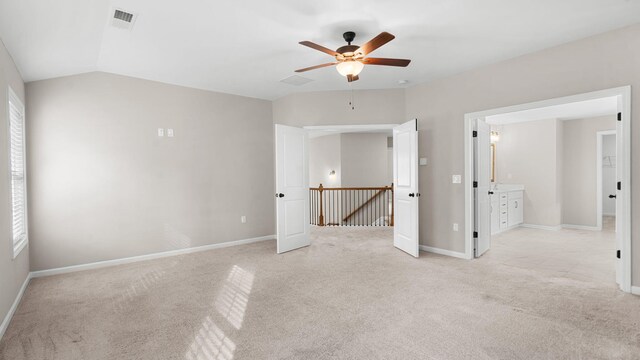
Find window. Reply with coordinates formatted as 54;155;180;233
8;87;27;257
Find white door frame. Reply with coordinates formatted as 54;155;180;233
596;130;617;231
463;86;632;293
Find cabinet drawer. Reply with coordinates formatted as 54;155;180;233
500;193;508;201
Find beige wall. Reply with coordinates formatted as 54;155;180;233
562;115;616;227
0;39;29;331
273;89;405;127
309;133;392;188
26;72;275;271
340;133;391;187
404;23;640;286
495;119;562;227
309;134;341;187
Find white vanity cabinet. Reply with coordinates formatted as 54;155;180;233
490;186;524;235
507;191;524;227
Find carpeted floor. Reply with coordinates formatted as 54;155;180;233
1;224;639;359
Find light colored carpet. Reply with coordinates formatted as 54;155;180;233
1;225;639;360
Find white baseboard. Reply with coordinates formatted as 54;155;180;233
562;224;601;231
0;273;31;341
632;286;640;296
31;235;275;278
419;245;469;259
521;224;562;231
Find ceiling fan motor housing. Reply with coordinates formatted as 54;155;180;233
343;31;356;44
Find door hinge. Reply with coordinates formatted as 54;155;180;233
617;250;621;259
473;181;478;188
617;112;622;121
472;130;478;138
617;181;621;191
473;231;478;238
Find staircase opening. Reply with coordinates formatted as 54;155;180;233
308;129;394;227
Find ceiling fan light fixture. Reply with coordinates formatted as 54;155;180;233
336;60;364;77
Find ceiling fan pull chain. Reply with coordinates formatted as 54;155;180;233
350;87;355;110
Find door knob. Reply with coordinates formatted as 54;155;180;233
275;193;285;198
609;194;617;199
488;191;494;195
409;193;415;197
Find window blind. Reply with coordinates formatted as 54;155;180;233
8;88;27;256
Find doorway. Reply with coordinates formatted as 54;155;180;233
464;86;631;293
274;121;420;257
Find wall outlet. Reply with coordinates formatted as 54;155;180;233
419;158;428;166
452;175;462;184
241;216;246;223
453;223;459;232
157;128;164;137
167;128;174;137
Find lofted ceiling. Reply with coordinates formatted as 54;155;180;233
1;0;640;100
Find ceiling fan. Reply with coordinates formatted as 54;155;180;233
296;31;411;82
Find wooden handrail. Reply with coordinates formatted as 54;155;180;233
309;183;394;227
342;188;388;223
310;186;393;191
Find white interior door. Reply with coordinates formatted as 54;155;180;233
393;119;419;257
275;124;310;254
614;108;623;286
474;118;491;257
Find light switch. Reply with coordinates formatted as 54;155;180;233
167;129;174;137
157;128;164;137
419;158;428;166
453;223;459;232
241;216;246;223
452;175;462;184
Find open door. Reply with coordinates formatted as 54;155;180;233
614;104;623;287
275;124;310;253
393;119;419;257
474;118;491;257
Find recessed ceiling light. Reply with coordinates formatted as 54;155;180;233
398;80;409;85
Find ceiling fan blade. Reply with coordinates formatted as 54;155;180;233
362;57;411;67
299;41;340;57
295;62;337;73
356;32;395;56
347;74;359;82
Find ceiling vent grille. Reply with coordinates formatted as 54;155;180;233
280;75;314;86
114;9;134;22
111;9;137;30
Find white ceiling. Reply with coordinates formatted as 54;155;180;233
1;0;640;100
485;96;618;124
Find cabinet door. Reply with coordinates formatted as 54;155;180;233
508;198;524;226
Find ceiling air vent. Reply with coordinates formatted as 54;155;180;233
111;8;137;30
280;75;314;86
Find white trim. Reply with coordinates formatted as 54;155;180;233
303;124;397;131
464;86;632;293
0;273;31;341
596;130;616;231
520;224;562;231
31;235;275;278
632;286;640;296
419;245;469;259
562;224;601;231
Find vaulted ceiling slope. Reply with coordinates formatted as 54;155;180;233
1;0;639;100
